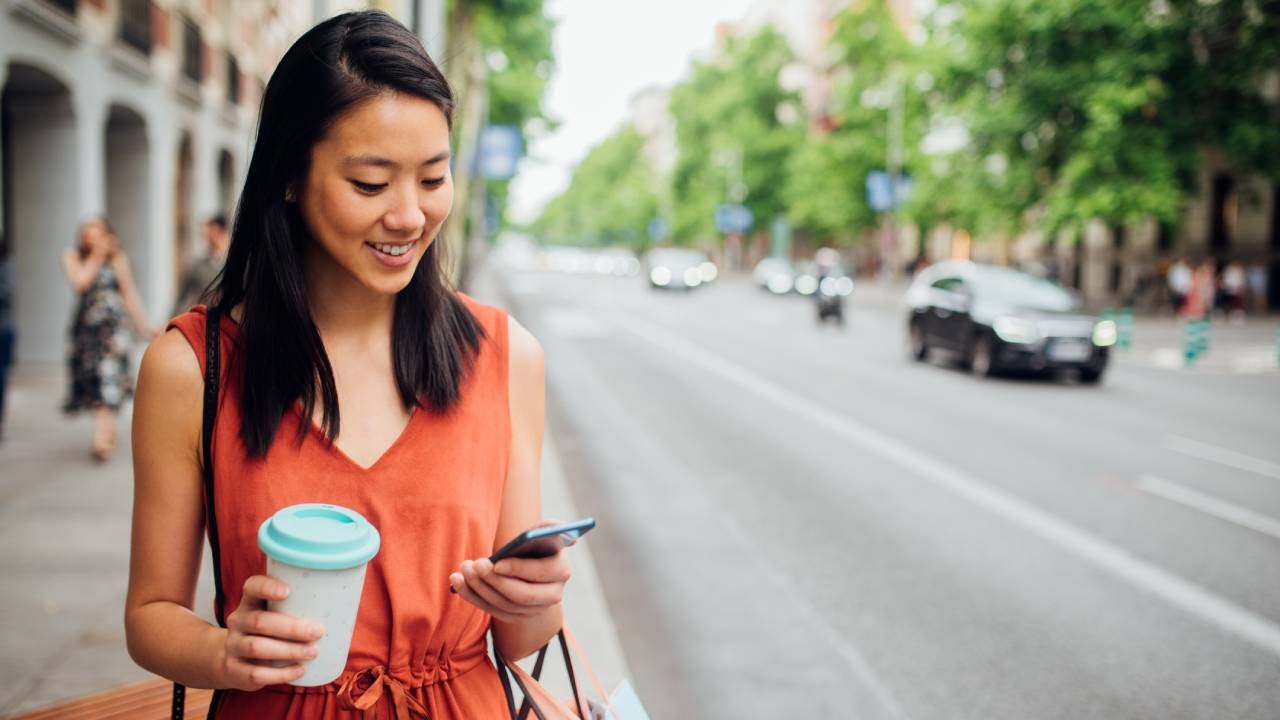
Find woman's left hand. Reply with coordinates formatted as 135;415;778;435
449;550;571;624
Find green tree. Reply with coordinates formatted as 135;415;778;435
668;27;803;244
532;126;659;248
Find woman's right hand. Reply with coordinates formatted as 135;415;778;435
220;575;325;691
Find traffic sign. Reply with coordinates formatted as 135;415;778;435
715;203;754;234
866;171;912;212
478;125;523;180
648;217;670;242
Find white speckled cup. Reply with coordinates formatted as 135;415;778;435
258;504;380;686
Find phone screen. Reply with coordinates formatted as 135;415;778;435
489;518;595;563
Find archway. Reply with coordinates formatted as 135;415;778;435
174;132;194;290
105;103;150;308
217;147;234;217
1;62;78;364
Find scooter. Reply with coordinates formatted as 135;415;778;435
815;277;845;325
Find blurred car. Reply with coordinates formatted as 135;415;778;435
793;260;853;299
645;248;717;290
752;257;795;294
596;248;641;277
906;261;1115;382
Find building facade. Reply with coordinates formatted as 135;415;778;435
2;0;448;365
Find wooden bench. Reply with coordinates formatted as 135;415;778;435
5;678;213;720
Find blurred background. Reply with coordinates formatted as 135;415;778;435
2;0;1280;718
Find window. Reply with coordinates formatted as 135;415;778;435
43;0;76;16
931;277;967;294
182;16;202;84
119;0;151;55
226;53;240;106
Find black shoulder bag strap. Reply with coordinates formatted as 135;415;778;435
171;307;228;720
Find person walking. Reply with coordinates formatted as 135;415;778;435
1220;260;1246;323
1167;257;1192;315
61;217;158;460
125;11;574;719
171;214;231;317
0;236;15;442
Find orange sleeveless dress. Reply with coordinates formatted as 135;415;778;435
168;295;512;720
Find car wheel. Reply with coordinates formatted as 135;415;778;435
909;323;928;361
970;334;996;378
1079;368;1104;384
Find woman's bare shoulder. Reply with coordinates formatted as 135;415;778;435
137;329;203;404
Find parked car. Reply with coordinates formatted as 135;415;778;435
645;248;717;290
752;257;795;294
906;261;1115;382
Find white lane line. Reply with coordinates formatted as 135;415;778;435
1166;436;1280;481
609;306;1280;659
1138;475;1280;542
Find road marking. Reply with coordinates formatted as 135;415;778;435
610;306;1280;658
1138;475;1280;542
1167;436;1280;481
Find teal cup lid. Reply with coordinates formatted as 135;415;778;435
258;503;381;571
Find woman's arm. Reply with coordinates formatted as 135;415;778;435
112;255;158;337
126;331;320;689
125;330;228;686
62;249;105;294
452;317;568;661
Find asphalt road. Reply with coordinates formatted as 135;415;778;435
495;264;1280;720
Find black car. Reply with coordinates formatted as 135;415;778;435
906;261;1116;382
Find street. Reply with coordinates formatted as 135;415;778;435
496;263;1280;719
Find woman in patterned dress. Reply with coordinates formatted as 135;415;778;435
61;217;157;460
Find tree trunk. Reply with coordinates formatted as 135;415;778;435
442;5;487;288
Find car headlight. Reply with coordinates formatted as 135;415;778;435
795;275;818;295
837;277;853;296
699;262;718;282
1092;319;1118;347
650;267;671;286
683;267;703;286
992;316;1040;344
767;275;793;294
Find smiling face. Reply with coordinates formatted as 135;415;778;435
297;92;453;298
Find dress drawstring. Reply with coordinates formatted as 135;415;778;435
337;666;431;720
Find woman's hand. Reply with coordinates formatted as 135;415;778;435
219;575;325;691
450;547;571;624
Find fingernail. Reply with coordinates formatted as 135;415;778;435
306;622;325;638
306;645;319;658
449;585;457;594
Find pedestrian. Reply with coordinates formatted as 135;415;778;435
1246;261;1268;314
171;214;230;317
125;11;571;720
1167;257;1192;315
0;235;15;442
1221;260;1246;323
61;217;158;460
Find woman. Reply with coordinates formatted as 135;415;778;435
124;10;570;719
61;217;157;460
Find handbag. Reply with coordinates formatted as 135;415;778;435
494;626;650;720
171;306;229;720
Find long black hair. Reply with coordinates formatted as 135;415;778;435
214;10;484;457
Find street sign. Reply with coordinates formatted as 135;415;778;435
715;203;754;234
478;125;523;180
647;217;670;242
866;171;912;212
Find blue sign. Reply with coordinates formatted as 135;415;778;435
478;125;523;180
866;171;912;212
715;203;754;234
647;217;670;242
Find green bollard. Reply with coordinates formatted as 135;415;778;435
1197;318;1211;357
1184;320;1199;366
1118;308;1134;350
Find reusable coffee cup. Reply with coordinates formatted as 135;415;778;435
257;503;381;686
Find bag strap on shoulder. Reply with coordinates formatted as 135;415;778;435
172;307;227;720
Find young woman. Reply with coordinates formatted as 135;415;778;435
125;11;570;718
61;217;157;460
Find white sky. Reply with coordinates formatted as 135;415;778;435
506;0;758;224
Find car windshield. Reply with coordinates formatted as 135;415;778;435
973;267;1076;311
650;250;706;267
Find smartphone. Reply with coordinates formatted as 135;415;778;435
489;518;596;563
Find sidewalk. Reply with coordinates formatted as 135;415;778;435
0;297;629;715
